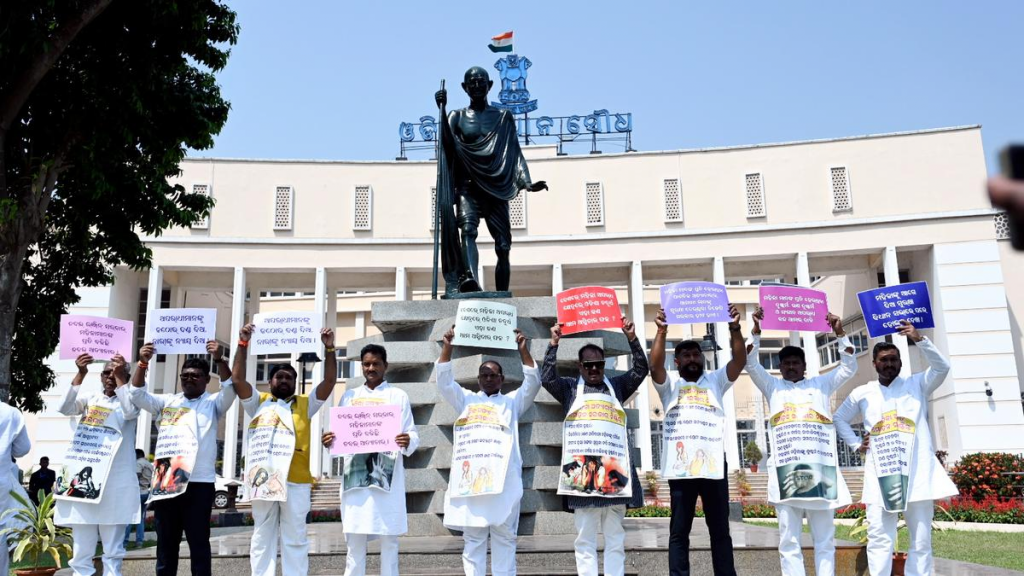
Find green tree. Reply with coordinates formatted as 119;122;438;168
0;0;238;409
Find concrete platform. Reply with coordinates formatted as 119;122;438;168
113;518;873;576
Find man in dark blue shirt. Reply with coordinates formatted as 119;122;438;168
28;456;56;505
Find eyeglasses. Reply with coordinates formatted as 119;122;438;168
179;373;204;381
477;372;502;380
581;361;605;370
100;371;113;377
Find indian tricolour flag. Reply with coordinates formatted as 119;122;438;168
488;31;513;53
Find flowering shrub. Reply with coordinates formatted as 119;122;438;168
834;504;866;519
944;496;1024;524
950;452;1024;501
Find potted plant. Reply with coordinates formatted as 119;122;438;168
643;471;662;506
733;469;752;499
0;490;73;576
743;441;763;473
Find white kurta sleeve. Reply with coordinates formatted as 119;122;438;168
239;382;262;417
744;335;776;398
57;383;89;416
399;392;419;457
916;337;951;396
213;378;237;416
306;394;326;419
129;384;167;415
515;363;543;417
115;385;140;419
435;361;469;414
833;394;863;447
822;336;859;395
12;414;30;458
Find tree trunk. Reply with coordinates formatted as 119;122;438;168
0;243;28;403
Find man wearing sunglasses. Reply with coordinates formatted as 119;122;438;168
434;325;540;576
649;305;746;576
541;315;648;576
130;341;234;576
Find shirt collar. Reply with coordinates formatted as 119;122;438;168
362;380;390;392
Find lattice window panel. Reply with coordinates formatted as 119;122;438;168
429;187;437;231
585;182;604;226
745;173;766;218
273;186;293;230
510;190;527;229
190;184;210;229
663;178;683;223
353;185;372;231
831;167;852;212
995;212;1010;240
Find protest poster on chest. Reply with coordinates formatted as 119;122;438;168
245;398;296;502
769;402;840;503
661;384;725;480
54;403;123;503
148;406;199;503
451;403;512;497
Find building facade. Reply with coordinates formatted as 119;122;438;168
25;125;1024;480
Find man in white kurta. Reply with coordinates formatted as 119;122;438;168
322;343;419;576
0;394;31;576
835;321;958;576
233;325;340;576
746;308;857;576
56;354;140;576
130;341;234;576
435;326;541;576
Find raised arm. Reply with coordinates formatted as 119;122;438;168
435;325;470;414
744;306;776;396
650;309;669;386
899;321;949;395
231;325;254;401
821;313;858;394
515;330;543;415
724;304;746;383
129;343;166;414
313;328;338;402
58;354;95;416
541;323;572;406
110;354;139;419
615;316;650;403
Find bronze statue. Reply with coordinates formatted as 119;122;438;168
433;66;547;298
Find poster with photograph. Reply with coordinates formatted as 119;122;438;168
769;402;840;503
148;406;199;503
661;385;725;480
451;403;512;497
558;398;632;498
870;409;915;512
53;404;122;504
245;400;295;502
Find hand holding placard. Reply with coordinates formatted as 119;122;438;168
59;315;135;361
556;286;621;335
659;281;731;324
758;285;830;332
250;312;323;355
856;282;934;338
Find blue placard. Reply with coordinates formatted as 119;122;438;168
857;282;935;338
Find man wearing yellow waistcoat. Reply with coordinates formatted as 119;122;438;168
232;323;338;576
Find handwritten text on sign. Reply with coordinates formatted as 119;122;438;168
250;312;322;355
660;282;731;324
59;315;135;362
146;308;217;355
758;285;830;332
556;286;621;335
857;282;934;338
329;406;401;456
453;300;517;350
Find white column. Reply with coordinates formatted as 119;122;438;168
322;286;339;474
136;266;164;452
551;264;563;296
309;267;328;478
395;267;409;301
241;288;257;462
796;252;822;377
628;261;653;471
883;246;912;378
222;267;246;479
713;257;742;468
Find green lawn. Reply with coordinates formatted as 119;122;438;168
749;521;1024;572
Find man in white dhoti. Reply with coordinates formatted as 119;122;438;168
232;324;339;576
435;326;540;576
55;353;140;576
746;307;858;576
130;341;234;576
321;343;418;576
835;320;958;576
0;394;31;576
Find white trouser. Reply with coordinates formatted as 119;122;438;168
462;503;521;576
70;524;128;576
866;500;934;576
573;504;626;576
250;482;313;576
344;533;399;576
776;504;835;576
0;537;9;576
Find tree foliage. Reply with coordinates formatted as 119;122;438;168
0;0;238;409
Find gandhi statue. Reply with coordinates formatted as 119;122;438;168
434;66;547;297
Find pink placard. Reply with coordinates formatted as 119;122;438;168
758;285;830;332
329;405;401;456
556;286;622;336
59;315;135;362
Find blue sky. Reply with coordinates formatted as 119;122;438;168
202;1;1024;172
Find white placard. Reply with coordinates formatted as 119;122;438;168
250;311;323;355
145;308;217;355
452;300;517;350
